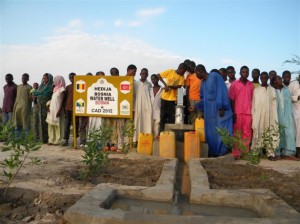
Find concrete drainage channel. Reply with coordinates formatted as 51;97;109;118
64;157;300;224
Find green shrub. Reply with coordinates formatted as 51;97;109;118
0;124;42;199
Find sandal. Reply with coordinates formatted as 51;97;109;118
103;143;110;151
268;156;276;161
110;144;117;151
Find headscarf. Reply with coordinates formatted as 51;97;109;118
33;73;54;99
53;75;66;92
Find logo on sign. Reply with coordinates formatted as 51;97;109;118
120;81;130;94
120;100;130;115
75;99;85;114
76;80;86;93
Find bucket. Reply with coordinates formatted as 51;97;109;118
195;118;205;143
184;131;200;162
137;133;153;155
159;131;176;158
175;106;185;124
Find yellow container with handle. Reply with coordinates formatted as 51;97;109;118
137;133;153;155
184;131;200;162
159;131;176;158
195;118;205;143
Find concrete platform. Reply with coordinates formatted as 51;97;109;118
64;158;178;223
64;155;300;223
188;158;300;221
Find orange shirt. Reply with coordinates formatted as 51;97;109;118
186;73;201;100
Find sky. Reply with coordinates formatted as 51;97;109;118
0;0;299;102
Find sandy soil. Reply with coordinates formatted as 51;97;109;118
201;158;300;213
0;144;164;223
1;143;300;223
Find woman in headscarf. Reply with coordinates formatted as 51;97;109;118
46;75;66;145
33;73;54;143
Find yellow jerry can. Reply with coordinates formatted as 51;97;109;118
184;131;200;162
159;131;176;158
195;118;205;143
137;133;153;155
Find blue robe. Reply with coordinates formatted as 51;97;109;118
196;72;233;156
275;87;296;156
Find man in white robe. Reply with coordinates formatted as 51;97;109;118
133;68;152;143
283;71;300;158
251;72;279;160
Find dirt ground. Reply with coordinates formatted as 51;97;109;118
0;145;164;224
201;158;300;213
2;142;300;223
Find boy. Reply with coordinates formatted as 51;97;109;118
251;68;260;88
251;72;278;161
12;73;32;133
157;63;187;133
191;64;233;157
226;66;236;89
274;75;296;160
186;61;202;125
2;74;17;125
228;66;254;159
282;70;300;158
150;74;162;138
133;68;152;143
103;67;120;151
63;73;79;146
30;82;40;140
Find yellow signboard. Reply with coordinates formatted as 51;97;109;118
73;76;133;119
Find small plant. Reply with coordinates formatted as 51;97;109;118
0;124;42;199
217;128;258;164
217;123;284;166
120;120;135;159
80;125;112;179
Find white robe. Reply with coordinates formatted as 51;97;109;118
46;88;65;126
251;86;279;156
287;81;300;147
150;86;162;137
88;117;102;132
133;80;152;142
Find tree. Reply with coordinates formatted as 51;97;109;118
283;54;300;81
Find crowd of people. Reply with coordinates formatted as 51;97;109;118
1;60;300;161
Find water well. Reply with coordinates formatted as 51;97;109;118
64;153;300;224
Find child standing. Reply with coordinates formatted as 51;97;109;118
150;74;162;138
274;75;296;159
133;68;152;143
33;73;54;143
46;76;66;145
30;83;40;140
12;73;32;133
185;61;202;125
228;66;254;159
63;73;79;146
2;74;17;125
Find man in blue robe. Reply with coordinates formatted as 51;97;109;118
190;64;233;157
274;75;296;159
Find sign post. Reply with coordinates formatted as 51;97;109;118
73;76;133;148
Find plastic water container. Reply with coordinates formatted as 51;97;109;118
184;131;200;162
137;133;153;155
159;131;176;158
195;118;205;143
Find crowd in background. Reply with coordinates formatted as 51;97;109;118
1;60;300;160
